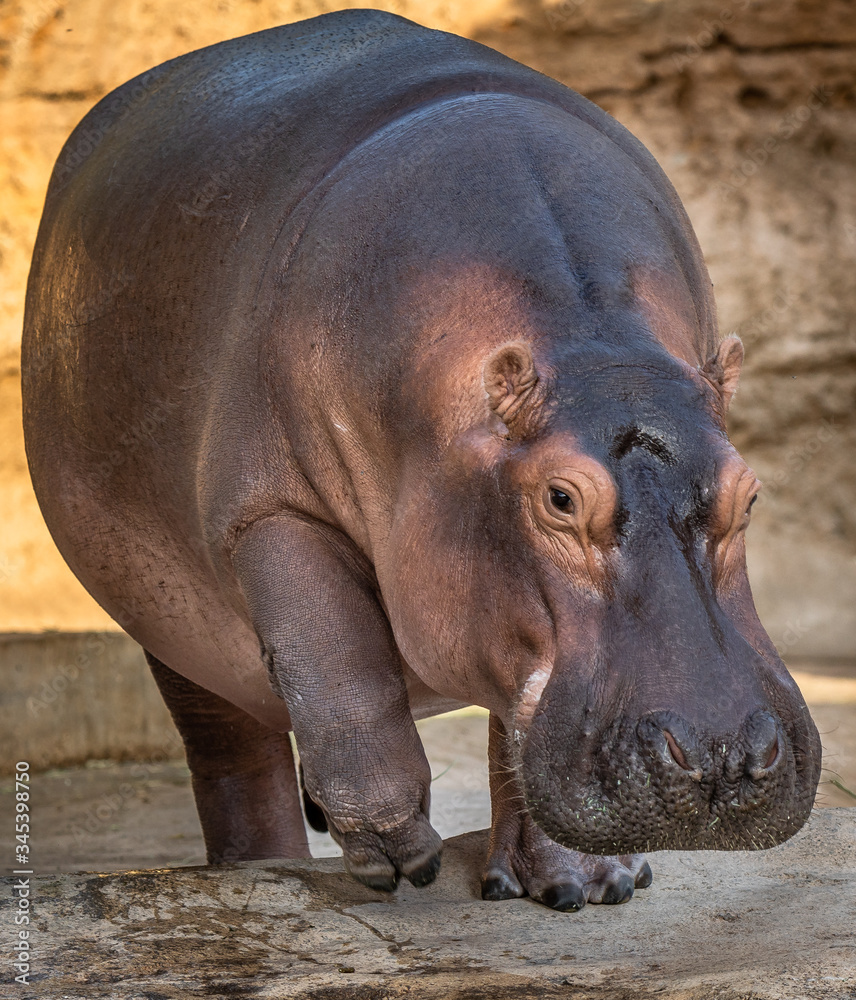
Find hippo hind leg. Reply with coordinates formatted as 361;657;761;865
482;713;652;911
146;652;310;862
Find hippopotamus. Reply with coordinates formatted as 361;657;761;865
23;9;820;910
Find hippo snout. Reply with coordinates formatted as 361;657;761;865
520;697;821;856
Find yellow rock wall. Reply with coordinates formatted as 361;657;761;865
2;0;855;655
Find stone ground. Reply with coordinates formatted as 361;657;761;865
2;811;855;999
2;665;855;998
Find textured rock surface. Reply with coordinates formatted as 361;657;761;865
3;809;854;999
1;0;854;652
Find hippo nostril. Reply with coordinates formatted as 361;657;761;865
663;730;690;771
764;738;779;770
638;715;704;781
745;711;782;779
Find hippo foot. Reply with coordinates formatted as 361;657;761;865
332;812;444;893
481;813;651;912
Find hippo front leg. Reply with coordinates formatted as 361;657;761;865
482;713;652;911
232;516;442;892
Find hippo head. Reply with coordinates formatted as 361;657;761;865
385;332;821;854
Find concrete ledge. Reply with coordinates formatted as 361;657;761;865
6;809;855;999
0;632;178;772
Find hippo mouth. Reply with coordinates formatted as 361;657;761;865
519;707;821;854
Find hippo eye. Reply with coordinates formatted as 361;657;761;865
746;495;757;516
549;488;574;513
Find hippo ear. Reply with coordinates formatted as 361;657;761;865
484;342;539;427
701;335;744;411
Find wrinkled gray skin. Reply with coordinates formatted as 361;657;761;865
23;10;821;910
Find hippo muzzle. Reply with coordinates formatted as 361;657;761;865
515;428;822;854
521;670;821;855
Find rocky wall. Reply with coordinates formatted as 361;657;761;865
1;0;854;655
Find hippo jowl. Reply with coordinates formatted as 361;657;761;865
22;10;820;910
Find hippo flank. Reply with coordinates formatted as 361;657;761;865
23;10;821;910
